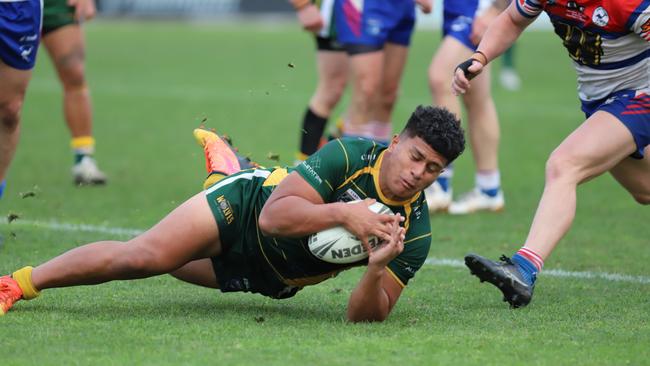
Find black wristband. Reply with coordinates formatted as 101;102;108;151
456;58;480;80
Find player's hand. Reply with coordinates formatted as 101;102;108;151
415;0;433;14
68;0;96;22
296;4;324;33
452;59;484;95
367;214;405;268
342;199;400;254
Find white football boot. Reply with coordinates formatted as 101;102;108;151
424;181;452;213
499;68;521;91
72;156;108;185
448;188;504;215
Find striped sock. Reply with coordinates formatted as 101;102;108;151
512;247;544;286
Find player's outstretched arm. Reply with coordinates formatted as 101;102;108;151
259;172;396;244
452;1;533;95
347;217;406;322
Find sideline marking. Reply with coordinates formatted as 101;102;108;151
3;219;649;285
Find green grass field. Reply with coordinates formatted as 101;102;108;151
1;20;649;365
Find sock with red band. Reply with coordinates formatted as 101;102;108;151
511;247;544;286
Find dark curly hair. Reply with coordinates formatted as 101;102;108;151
400;105;465;164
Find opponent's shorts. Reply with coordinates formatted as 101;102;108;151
442;0;479;50
334;0;415;55
42;0;76;35
581;89;650;159
0;0;42;70
205;173;300;300
315;35;345;52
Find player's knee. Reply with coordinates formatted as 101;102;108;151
428;69;449;96
61;67;87;90
0;99;23;131
545;150;581;184
379;87;399;110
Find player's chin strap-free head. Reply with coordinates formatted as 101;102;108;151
456;50;489;80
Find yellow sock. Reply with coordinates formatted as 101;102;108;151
203;173;226;190
71;136;96;150
12;266;40;300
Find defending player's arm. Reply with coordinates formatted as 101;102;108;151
453;0;538;94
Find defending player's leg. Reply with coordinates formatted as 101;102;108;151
425;36;471;212
1;192;223;315
610;145;650;205
43;22;107;185
449;65;504;214
0;62;31;196
297;48;348;162
466;111;639;307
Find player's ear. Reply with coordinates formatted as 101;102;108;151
388;134;400;151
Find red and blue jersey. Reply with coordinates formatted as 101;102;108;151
516;0;650;101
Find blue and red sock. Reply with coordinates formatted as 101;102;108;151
512;247;544;286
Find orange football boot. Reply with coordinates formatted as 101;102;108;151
0;276;23;316
193;128;242;175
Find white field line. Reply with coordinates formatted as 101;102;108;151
2;219;649;285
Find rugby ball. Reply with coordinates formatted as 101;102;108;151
307;201;393;264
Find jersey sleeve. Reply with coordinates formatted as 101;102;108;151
629;1;650;42
514;0;545;19
386;205;432;287
295;139;349;202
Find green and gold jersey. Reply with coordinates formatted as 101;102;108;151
207;138;431;294
234;138;431;289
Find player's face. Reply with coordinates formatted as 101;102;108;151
383;135;447;200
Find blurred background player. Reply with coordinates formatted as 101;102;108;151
42;0;107;185
424;0;506;214
291;0;349;163
454;0;650;308
333;0;432;145
0;0;43;199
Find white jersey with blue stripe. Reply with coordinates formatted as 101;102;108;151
516;0;650;101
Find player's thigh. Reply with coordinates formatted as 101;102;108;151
429;36;472;84
550;111;637;182
170;258;219;289
127;192;223;270
316;50;348;87
0;62;31;104
381;43;409;92
610;146;650;202
42;25;85;73
462;63;493;103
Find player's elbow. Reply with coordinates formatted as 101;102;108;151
257;212;276;236
347;310;389;323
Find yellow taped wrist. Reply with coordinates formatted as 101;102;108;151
71;136;96;150
12;266;40;300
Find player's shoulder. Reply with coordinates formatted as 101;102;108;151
334;137;386;163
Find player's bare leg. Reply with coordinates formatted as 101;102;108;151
310;51;348;119
449;63;504;214
0;61;31;197
523;112;638;259
170;258;219;289
424;37;470;211
297;50;348;162
371;42;408;143
465;112;639;308
43;24;106;185
0;192;224;315
345;50;384;138
609;145;650;204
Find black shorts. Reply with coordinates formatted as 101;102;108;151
315;36;345;52
205;172;301;299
